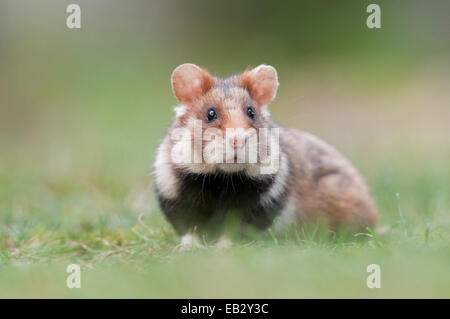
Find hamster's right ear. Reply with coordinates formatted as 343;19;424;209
171;63;215;106
238;65;279;107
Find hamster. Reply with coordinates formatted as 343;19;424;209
153;63;378;248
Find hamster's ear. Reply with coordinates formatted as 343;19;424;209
171;63;215;106
239;65;279;106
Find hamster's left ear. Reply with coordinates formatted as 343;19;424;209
171;63;215;106
239;65;279;106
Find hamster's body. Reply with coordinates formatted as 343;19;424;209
154;64;377;248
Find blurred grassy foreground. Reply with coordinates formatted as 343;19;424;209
0;0;449;298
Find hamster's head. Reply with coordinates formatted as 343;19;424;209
169;63;280;175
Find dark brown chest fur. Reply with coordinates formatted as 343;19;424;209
156;170;287;237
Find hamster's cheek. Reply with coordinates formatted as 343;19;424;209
203;140;223;165
203;131;226;165
171;139;193;165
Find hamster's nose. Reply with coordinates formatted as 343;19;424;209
228;134;246;149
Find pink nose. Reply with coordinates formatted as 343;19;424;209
229;135;246;149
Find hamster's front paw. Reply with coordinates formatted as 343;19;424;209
176;233;205;251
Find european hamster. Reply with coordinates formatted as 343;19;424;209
153;63;378;248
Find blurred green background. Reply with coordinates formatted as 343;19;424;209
0;0;449;298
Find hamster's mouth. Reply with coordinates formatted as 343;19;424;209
224;148;251;164
217;163;248;173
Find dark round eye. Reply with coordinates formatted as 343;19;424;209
206;107;217;122
247;106;255;119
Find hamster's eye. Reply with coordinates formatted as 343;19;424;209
206;107;218;122
246;106;255;120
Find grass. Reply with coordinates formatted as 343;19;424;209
0;148;449;298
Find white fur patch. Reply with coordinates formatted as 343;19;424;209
153;138;179;199
273;195;297;234
260;153;289;207
173;105;187;117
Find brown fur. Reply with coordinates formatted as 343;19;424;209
279;128;378;229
